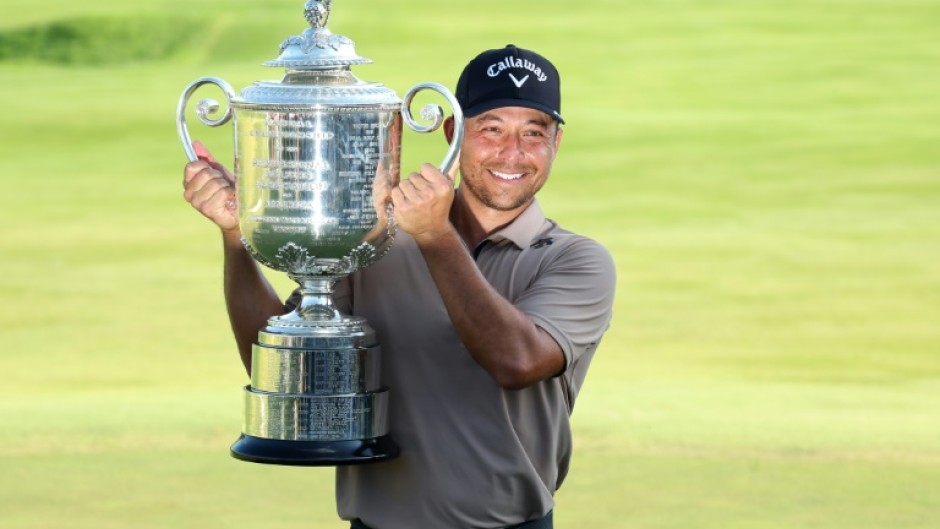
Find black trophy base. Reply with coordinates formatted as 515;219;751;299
230;434;400;466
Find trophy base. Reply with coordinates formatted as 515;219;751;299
230;434;400;466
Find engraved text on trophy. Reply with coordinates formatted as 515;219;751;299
238;109;391;267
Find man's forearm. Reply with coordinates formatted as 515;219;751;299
221;230;286;375
415;230;564;389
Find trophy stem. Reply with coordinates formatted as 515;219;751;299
279;276;350;323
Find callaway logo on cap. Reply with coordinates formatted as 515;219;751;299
455;44;564;124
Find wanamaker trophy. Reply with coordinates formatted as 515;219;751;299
175;0;464;465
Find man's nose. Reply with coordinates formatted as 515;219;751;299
497;134;526;161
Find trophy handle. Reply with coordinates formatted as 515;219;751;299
401;82;464;175
176;76;237;162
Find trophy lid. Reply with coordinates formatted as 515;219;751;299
232;1;400;108
264;0;371;70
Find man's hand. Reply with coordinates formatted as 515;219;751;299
391;161;458;244
182;141;239;234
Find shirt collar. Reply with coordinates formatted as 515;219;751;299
484;199;549;249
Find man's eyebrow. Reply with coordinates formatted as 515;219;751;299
474;113;505;123
527;117;551;128
474;113;551;127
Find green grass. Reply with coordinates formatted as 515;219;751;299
1;0;939;527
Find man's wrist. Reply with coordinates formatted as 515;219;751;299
411;224;458;248
221;226;244;248
413;227;470;260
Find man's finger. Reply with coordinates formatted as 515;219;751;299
185;163;223;190
390;186;408;207
405;171;432;192
193;141;236;183
396;178;419;200
444;150;461;182
200;186;237;213
185;169;225;202
183;160;212;186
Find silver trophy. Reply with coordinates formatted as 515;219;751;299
176;0;463;465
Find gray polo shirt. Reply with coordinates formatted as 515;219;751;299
328;200;616;529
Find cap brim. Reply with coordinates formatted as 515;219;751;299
464;98;565;125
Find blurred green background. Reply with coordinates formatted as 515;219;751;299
1;0;938;527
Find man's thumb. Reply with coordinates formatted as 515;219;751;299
445;150;461;183
193;141;235;182
193;140;215;162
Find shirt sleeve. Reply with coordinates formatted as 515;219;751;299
514;236;617;374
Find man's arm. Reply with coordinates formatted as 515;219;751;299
415;229;565;389
391;162;564;389
220;231;285;374
183;142;285;374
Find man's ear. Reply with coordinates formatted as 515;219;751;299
443;116;455;144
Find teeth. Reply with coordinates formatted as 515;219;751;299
492;170;524;180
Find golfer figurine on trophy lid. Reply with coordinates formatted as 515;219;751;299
175;0;464;465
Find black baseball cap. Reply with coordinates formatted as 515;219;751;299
455;44;564;124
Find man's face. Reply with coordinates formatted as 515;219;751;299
457;106;563;212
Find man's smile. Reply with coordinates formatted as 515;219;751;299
490;169;526;181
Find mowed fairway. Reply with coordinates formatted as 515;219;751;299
1;0;938;527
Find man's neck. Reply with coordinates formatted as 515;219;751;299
450;189;531;250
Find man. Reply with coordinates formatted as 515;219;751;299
183;44;616;529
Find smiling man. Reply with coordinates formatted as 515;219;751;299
183;44;616;529
338;44;617;529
